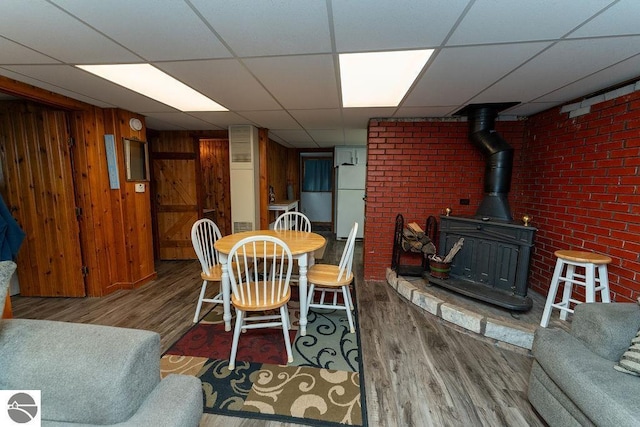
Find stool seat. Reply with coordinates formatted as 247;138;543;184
555;250;611;265
540;250;611;327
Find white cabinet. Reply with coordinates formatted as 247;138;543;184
334;146;367;166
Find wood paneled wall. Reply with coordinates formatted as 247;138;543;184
265;138;300;226
200;139;231;236
0;76;156;297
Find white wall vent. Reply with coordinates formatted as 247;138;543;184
229;125;260;233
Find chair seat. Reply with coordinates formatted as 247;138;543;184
202;261;244;282
308;264;353;287
231;282;291;311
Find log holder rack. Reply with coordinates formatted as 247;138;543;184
391;213;438;277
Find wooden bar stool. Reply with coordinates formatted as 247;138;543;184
540;250;612;327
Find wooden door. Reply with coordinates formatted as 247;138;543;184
152;153;199;260
0;103;85;296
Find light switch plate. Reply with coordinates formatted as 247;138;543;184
135;183;145;193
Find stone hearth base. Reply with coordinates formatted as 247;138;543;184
386;268;570;352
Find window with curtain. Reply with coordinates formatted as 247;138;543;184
302;158;332;192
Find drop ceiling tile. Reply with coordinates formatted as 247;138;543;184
51;0;231;61
0;38;60;64
143;112;224;130
156;59;280;111
241;110;301;130
244;55;339;109
0;67;114;107
189;0;331;57
0;0;140;63
269;129;316;146
342;107;397;127
307;129;345;145
448;0;614;45
180;111;250;129
536;55;640;104
394;106;461;118
404;43;551;106
472;36;640;104
506;102;562;117
289;109;342;128
3;64;175;112
568;1;640;38
332;0;469;52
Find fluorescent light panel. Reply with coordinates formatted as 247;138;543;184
339;49;433;108
76;64;227;112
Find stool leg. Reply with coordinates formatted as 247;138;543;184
585;263;596;303
559;264;575;321
598;264;611;302
541;259;564;327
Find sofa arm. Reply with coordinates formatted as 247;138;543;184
571;303;640;361
0;319;160;425
118;374;203;427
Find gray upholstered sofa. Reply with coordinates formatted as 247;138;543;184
0;261;203;426
528;302;640;427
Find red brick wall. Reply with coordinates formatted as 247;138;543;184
364;118;526;280
364;92;640;304
518;91;640;303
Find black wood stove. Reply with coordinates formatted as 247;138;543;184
426;103;535;311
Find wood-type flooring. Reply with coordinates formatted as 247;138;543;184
11;232;545;426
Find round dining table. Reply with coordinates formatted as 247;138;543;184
214;229;326;336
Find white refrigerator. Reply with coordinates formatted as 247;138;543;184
336;164;366;239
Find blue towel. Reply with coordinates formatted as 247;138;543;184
0;195;25;261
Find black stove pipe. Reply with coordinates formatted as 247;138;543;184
468;106;514;221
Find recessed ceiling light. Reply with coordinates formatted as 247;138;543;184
339;49;433;108
76;63;228;112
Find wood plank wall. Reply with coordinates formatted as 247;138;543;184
0;76;156;298
200;138;232;236
265;138;300;226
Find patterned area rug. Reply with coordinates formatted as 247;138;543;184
161;288;367;426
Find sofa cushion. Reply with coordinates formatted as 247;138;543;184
571;303;640;361
533;327;640;427
0;319;160;424
614;328;640;376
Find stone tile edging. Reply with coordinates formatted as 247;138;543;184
386;268;534;350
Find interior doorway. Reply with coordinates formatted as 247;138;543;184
299;152;333;227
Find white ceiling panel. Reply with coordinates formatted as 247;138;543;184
448;0;615;45
405;42;551;106
180;111;251;129
51;0;231;61
3;64;175;112
243;55;339;109
0;0;140;63
332;0;471;52
241;111;301;130
289;109;342;128
536;54;640;104
190;0;332;57
143;112;225;130
155;59;279;111
307;129;345;145
342;108;397;127
1;1;640;148
0;38;59;64
568;0;640;38
472;36;640;104
270;129;316;146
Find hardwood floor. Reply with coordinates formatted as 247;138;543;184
11;233;544;426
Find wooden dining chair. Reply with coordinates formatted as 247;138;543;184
227;235;294;370
190;218;224;323
306;222;358;333
273;211;311;232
